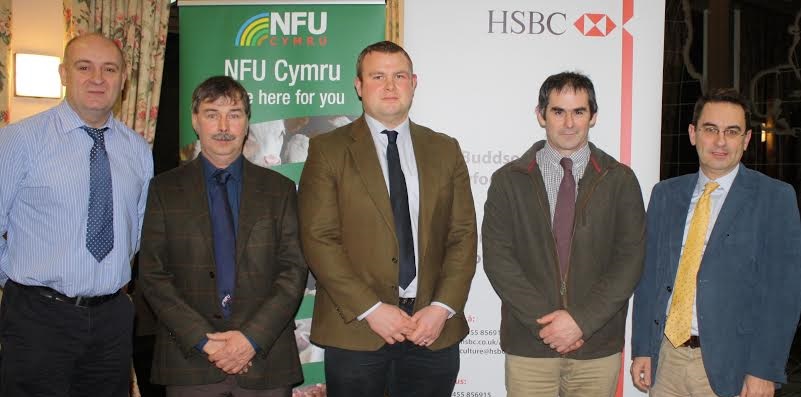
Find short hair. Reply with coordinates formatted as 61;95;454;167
537;71;598;118
191;76;251;118
355;40;413;79
63;32;127;68
691;88;751;130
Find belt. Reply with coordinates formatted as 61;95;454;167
681;335;701;349
398;297;416;308
11;280;120;308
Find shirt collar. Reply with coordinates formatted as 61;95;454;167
541;141;591;168
200;154;244;183
55;101;114;135
364;113;411;142
696;165;739;193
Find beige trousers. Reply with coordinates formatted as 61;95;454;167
651;338;720;397
505;352;621;397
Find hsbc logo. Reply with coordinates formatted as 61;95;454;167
488;10;567;35
487;10;618;38
574;13;616;36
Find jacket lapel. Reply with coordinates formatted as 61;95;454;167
705;165;754;256
411;122;434;263
235;161;259;266
667;174;697;271
347;117;395;233
186;159;215;265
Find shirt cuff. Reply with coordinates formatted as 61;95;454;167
245;334;261;352
431;301;456;319
195;337;208;352
357;301;383;321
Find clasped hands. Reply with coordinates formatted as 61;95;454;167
537;309;584;354
202;330;256;375
365;303;449;347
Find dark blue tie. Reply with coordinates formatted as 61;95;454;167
382;130;416;289
210;169;236;318
83;126;114;262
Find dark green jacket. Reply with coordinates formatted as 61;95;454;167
482;141;645;359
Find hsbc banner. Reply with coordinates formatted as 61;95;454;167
178;0;385;393
404;1;664;396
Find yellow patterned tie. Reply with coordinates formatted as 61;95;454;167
664;181;719;348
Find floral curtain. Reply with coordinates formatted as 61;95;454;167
386;0;403;44
63;0;170;144
0;0;10;127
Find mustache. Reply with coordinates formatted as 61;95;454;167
212;132;237;141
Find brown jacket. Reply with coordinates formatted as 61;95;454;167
139;158;306;388
482;141;645;359
298;117;477;351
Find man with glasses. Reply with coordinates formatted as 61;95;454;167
631;88;801;397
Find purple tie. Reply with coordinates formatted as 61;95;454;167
553;157;576;287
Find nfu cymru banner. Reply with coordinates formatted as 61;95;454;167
179;0;384;182
178;1;385;393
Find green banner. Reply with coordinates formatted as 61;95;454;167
180;2;384;182
179;1;385;391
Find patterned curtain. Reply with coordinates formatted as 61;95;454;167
63;0;170;144
0;0;10;127
386;0;403;44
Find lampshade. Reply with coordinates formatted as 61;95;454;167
15;53;62;98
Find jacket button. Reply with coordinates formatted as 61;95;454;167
666;285;672;292
654;319;659;325
392;257;398;264
209;271;215;279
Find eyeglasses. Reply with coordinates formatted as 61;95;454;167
700;125;747;138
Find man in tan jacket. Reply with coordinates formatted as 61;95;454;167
298;41;477;397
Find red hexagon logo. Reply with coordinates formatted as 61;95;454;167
574;13;617;37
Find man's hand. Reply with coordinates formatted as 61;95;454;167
202;339;226;356
536;310;583;353
407;305;449;346
740;374;774;397
206;331;256;374
365;303;416;344
562;338;584;354
630;357;652;392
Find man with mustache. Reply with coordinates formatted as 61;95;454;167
0;33;153;396
139;76;307;396
483;71;646;396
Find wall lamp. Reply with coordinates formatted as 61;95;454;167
15;53;62;98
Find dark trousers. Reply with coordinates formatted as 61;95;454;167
166;376;291;397
324;301;460;397
0;280;134;397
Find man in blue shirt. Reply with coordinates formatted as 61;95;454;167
139;76;306;396
0;33;153;396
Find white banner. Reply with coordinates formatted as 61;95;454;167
405;1;664;396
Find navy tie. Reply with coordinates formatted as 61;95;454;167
210;169;236;318
382;130;416;289
83;126;114;262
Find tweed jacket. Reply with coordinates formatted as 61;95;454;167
298;116;477;351
139;157;307;388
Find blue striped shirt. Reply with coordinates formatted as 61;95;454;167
0;101;153;296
